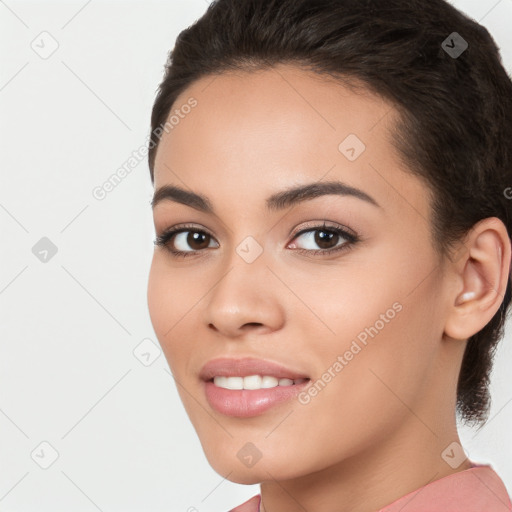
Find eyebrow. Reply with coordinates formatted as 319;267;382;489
151;180;380;212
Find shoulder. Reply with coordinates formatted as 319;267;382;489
228;494;261;512
380;462;512;512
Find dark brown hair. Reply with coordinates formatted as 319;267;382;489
148;0;512;426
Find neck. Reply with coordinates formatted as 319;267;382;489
259;415;472;512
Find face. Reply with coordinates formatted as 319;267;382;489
147;64;454;483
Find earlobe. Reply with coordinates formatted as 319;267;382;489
444;218;511;341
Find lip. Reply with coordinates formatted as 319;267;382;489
199;357;311;418
203;380;310;417
199;357;310;381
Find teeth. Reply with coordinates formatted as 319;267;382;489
262;376;279;388
214;376;244;390
244;375;263;389
213;375;308;390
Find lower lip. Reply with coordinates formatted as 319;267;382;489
203;379;310;418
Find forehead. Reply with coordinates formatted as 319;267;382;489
155;64;392;169
153;64;429;223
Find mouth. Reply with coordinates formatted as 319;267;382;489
199;356;310;382
199;357;312;417
207;375;310;390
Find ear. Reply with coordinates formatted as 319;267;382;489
444;217;511;341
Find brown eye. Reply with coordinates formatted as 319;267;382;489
164;229;215;252
154;222;359;259
314;230;339;250
154;225;219;257
178;231;211;251
290;226;353;253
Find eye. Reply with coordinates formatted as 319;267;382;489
154;221;359;258
154;224;218;258
288;222;358;256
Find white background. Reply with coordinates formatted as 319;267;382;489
1;1;511;510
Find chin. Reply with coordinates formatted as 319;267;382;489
204;446;312;485
204;454;262;484
226;470;265;485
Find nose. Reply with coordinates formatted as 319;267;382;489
201;249;286;338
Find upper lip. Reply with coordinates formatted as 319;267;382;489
199;357;310;381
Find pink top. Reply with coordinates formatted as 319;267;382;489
228;461;512;511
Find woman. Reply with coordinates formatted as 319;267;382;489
146;0;512;510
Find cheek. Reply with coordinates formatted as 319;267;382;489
147;256;168;337
266;298;441;478
287;240;443;420
147;256;191;368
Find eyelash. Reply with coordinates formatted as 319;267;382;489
153;222;359;259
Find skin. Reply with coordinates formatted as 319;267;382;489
147;63;511;512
